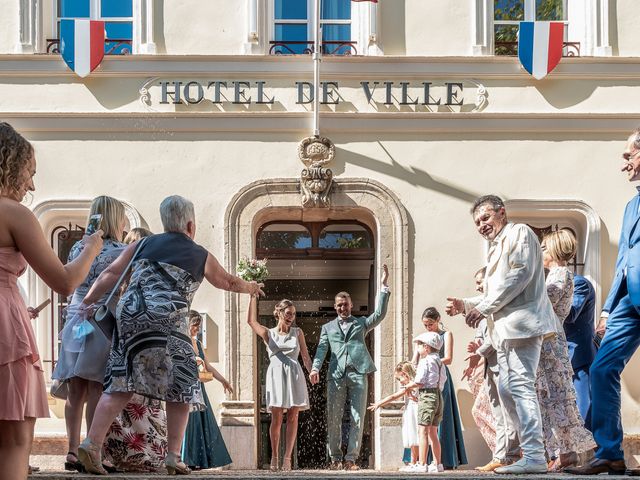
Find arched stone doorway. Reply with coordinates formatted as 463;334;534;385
220;178;409;470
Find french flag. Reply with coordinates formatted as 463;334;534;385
518;21;564;80
60;19;105;78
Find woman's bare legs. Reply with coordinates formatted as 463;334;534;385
85;380;103;430
270;407;284;469
0;418;35;480
166;401;190;456
85;392;133;447
65;378;88;462
282;407;300;470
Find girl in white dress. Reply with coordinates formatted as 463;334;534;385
368;361;419;470
247;295;312;471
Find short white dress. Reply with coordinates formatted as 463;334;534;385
264;326;309;412
402;394;419;448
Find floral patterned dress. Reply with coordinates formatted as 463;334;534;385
536;266;596;456
467;358;496;453
103;394;167;472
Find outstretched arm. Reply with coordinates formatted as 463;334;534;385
199;343;233;395
246;295;269;344
368;387;411;412
310;325;329;384
205;253;265;297
10;203;103;296
365;264;390;331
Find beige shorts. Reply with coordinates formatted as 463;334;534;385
417;388;443;426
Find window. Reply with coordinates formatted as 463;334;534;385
269;0;374;55
257;223;312;250
52;0;133;54
319;224;372;249
473;0;611;56
494;0;569;56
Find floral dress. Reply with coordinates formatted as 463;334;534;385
103;395;167;472
536;266;596;456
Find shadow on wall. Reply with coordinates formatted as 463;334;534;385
334;144;481;203
204;313;220;363
380;0;406;55
155;0;167;53
457;388;491;468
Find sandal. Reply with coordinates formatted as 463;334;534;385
77;439;107;475
282;457;292;471
165;452;191;475
64;451;86;473
270;456;280;472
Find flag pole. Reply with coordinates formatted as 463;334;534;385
313;0;321;137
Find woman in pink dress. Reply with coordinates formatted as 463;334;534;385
0;122;103;480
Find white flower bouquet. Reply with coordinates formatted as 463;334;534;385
236;257;269;283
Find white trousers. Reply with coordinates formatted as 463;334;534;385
486;363;520;462
496;335;545;463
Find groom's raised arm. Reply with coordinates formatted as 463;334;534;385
365;264;390;332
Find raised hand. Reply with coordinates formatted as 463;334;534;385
467;339;481;353
445;297;465;316
461;353;481;381
381;264;389;287
465;307;485;328
83;229;104;256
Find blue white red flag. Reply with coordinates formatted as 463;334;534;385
518;21;564;80
60;19;105;78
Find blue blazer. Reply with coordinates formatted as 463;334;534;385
564;275;596;370
603;192;640;313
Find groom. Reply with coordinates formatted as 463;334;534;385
309;264;390;470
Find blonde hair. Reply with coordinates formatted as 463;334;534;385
124;227;152;245
88;196;126;241
0;122;34;198
543;229;577;263
395;361;416;379
273;299;295;320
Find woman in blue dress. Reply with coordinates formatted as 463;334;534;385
182;311;233;469
413;307;467;469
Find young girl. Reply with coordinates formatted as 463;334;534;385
368;361;419;471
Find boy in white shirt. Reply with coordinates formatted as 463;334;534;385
369;331;446;472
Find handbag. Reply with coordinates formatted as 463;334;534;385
50;379;69;400
90;238;148;341
198;364;214;383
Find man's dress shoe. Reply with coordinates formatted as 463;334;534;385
564;457;626;475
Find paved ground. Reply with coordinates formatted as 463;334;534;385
30;456;637;479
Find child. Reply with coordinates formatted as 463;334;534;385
368;361;419;471
370;332;446;472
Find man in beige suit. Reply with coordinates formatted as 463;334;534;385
447;195;557;475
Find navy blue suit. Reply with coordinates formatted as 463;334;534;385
564;275;596;427
591;190;640;461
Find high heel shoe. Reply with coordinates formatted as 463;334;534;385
64;451;85;473
270;457;280;472
282;457;292;471
165;452;191;475
77;439;107;475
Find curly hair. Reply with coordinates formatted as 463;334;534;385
273;299;295;320
0;122;33;197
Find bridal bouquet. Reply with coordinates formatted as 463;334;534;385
236;257;269;283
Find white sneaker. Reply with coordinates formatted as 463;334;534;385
427;462;444;473
399;463;415;472
494;458;547;474
408;463;427;472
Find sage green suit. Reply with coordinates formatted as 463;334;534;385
312;289;390;462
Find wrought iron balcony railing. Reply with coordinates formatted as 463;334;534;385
46;38;132;55
495;41;580;57
269;40;357;55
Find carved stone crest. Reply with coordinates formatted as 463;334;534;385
298;136;335;208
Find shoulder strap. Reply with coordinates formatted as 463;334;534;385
103;237;147;306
